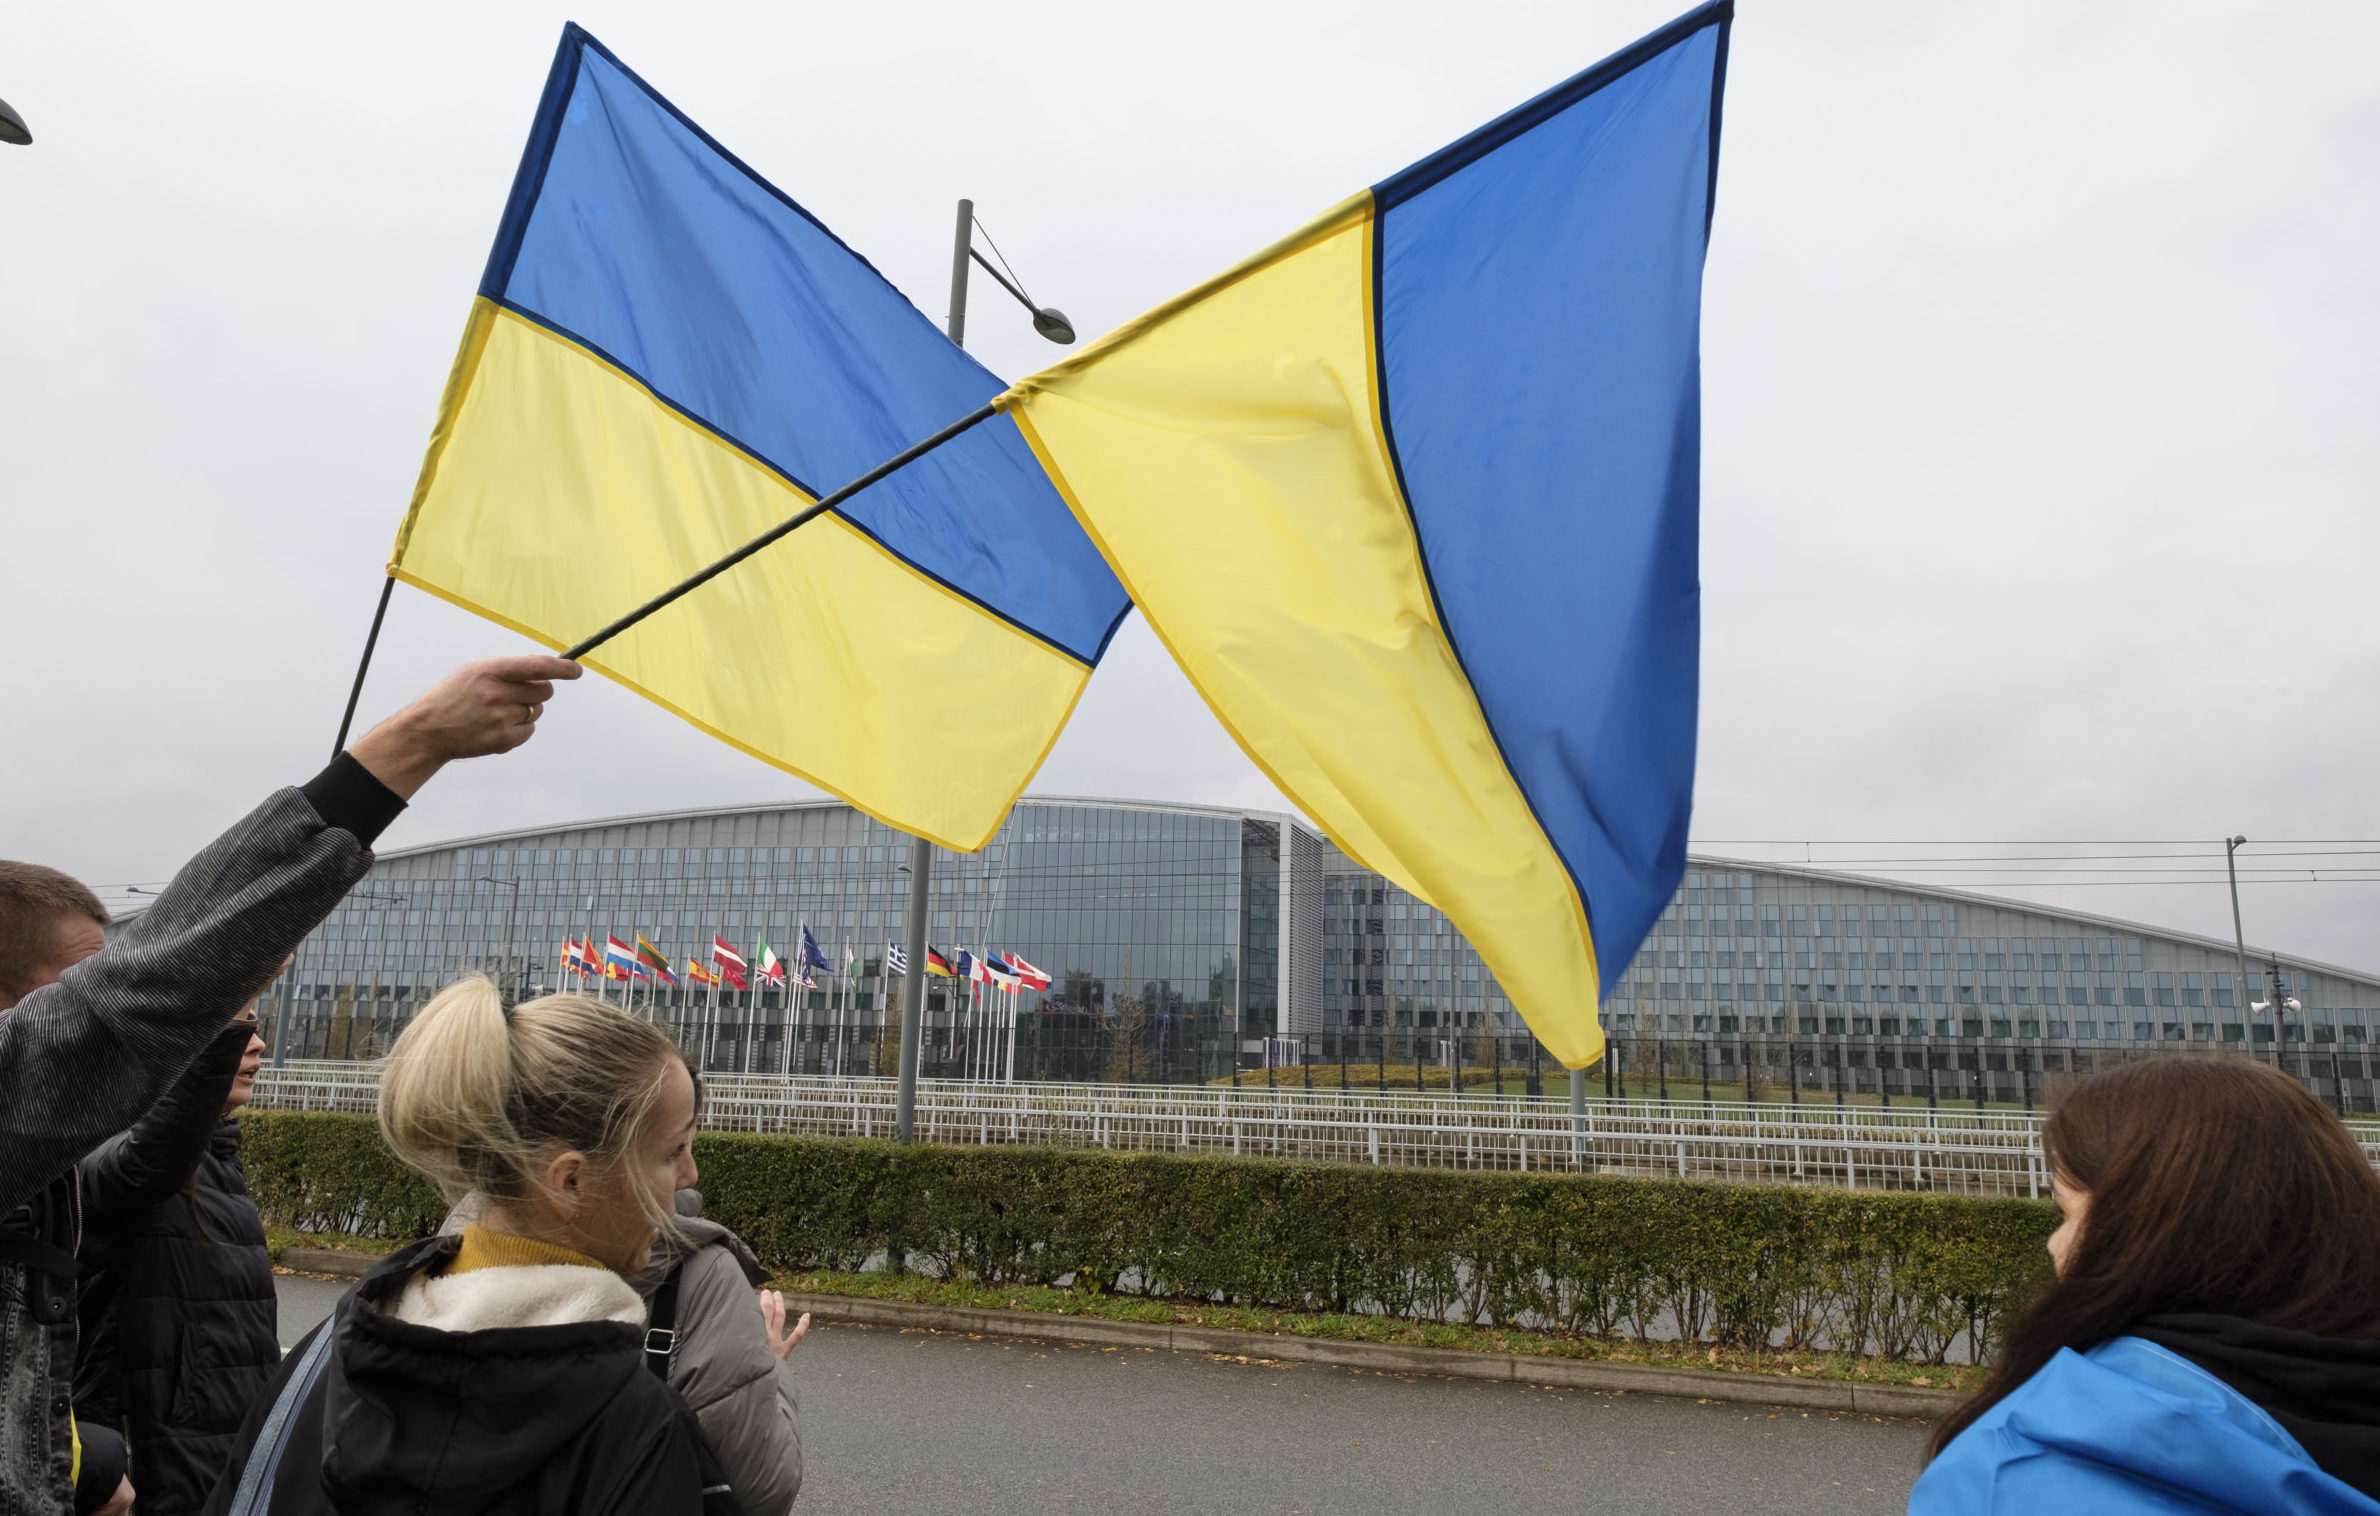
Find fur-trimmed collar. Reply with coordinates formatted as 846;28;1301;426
391;1262;644;1333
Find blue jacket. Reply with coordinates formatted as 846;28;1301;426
1914;1337;2380;1515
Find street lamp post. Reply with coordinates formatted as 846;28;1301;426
944;197;1076;346
896;857;927;1143
356;891;412;1062
263;886;408;1068
480;877;525;1008
2255;956;2299;1076
896;198;1076;1145
2224;836;2260;1061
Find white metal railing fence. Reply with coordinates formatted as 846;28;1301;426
250;1063;2380;1198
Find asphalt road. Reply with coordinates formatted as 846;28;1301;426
276;1272;352;1350
275;1274;1925;1514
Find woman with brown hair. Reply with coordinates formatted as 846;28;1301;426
74;1008;278;1514
1913;1056;2380;1513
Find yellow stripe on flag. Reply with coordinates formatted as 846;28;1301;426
1005;197;1604;1067
395;301;1089;851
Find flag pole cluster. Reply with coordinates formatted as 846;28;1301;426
553;932;1046;994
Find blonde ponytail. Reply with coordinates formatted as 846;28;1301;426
378;976;692;1229
377;977;516;1200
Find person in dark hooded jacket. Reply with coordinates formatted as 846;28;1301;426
200;979;733;1516
1914;1056;2380;1514
439;1187;807;1513
75;1009;277;1515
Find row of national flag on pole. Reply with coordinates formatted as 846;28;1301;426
391;4;1729;1070
557;927;1049;995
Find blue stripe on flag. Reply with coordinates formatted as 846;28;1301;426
484;31;1129;666
1370;11;1726;981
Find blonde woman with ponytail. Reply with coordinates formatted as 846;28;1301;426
201;980;737;1516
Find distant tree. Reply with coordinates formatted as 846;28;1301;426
1104;954;1148;1083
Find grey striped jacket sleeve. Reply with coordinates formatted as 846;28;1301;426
0;784;378;1215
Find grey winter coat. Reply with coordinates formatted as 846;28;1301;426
638;1212;803;1515
1;761;396;1514
441;1195;803;1513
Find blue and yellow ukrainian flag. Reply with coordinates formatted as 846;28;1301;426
1004;4;1729;1067
396;25;1129;852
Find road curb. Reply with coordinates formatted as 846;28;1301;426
777;1291;1961;1418
278;1247;375;1278
268;1253;1955;1416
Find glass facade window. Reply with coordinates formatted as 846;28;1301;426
173;808;2380;1109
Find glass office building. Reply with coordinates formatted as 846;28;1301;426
1600;863;2380;1055
198;796;2380;1107
248;796;1324;1082
1324;859;2380;1110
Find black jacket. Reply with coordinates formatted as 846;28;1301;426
2135;1312;2380;1499
202;1236;737;1516
76;1021;279;1516
1;762;395;1514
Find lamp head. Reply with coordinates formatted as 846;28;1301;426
1032;307;1076;344
0;97;29;146
2229;835;2247;848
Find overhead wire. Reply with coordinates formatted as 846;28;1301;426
1691;838;2380;846
89;863;2380;900
92;841;2380;911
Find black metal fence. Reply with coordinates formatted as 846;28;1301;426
261;987;2378;1117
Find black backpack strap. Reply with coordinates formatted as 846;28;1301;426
645;1259;685;1381
0;1203;78;1326
689;1404;745;1515
222;1319;337;1516
0;1227;76;1279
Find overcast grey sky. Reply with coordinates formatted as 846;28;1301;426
4;2;2376;968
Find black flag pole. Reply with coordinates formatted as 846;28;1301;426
560;399;1001;662
325;397;1004;756
330;574;397;760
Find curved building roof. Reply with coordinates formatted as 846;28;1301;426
118;796;2380;1098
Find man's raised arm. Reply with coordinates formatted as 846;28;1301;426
0;656;579;1214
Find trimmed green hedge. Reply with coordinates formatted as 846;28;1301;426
239;1112;2052;1364
239;1110;445;1241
